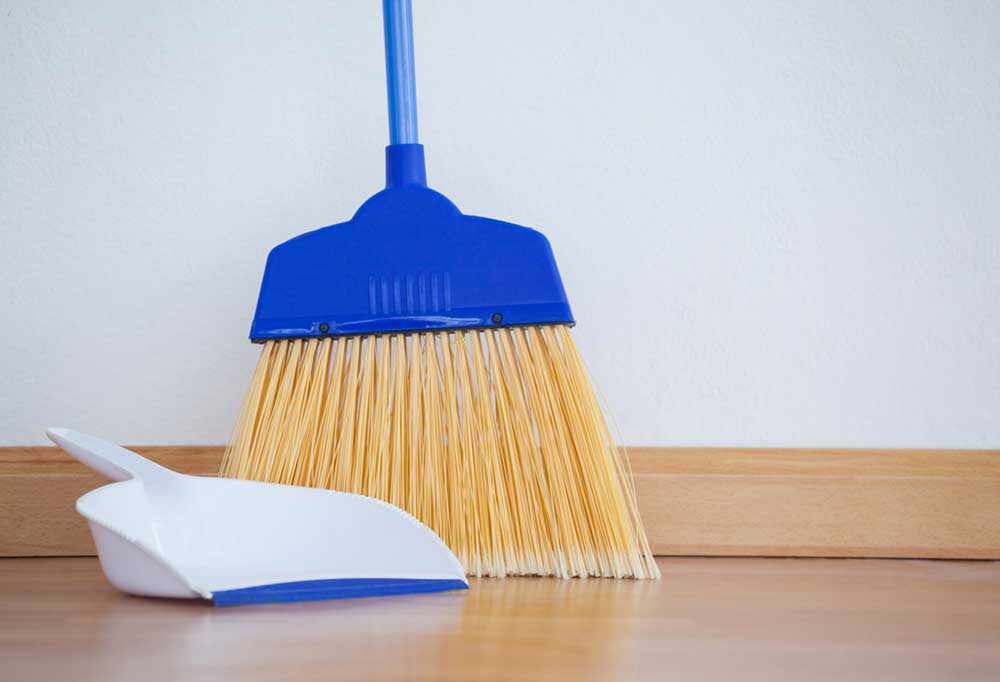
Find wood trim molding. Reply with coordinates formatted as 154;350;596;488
2;446;998;559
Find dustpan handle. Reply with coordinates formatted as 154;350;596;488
46;428;175;483
383;0;419;145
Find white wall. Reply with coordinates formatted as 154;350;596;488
2;1;998;447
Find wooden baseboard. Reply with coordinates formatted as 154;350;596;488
629;447;1000;559
2;446;998;559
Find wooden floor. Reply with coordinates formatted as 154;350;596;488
2;557;999;681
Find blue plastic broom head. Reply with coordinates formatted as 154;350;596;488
249;144;574;340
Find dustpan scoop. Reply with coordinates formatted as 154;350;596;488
46;428;468;606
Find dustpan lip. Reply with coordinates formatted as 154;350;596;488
211;577;469;607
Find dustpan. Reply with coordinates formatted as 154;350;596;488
47;428;468;606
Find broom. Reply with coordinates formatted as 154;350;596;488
220;0;658;580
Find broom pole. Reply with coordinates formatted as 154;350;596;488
383;0;419;144
382;0;426;187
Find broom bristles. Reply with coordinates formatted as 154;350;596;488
221;325;659;579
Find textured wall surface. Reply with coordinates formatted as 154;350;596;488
2;1;998;446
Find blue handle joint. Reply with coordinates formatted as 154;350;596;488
385;143;426;188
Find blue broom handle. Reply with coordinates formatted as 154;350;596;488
383;0;419;144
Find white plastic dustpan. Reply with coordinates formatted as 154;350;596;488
47;428;468;606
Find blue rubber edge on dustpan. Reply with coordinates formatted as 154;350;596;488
212;577;469;607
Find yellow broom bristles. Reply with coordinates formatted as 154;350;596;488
220;325;659;579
